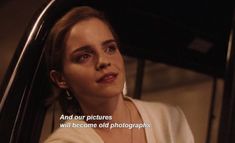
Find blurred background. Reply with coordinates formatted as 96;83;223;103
124;57;224;143
0;0;234;143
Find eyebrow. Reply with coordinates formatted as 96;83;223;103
71;46;92;55
102;39;116;46
71;39;117;55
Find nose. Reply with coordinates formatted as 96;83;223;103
95;55;111;71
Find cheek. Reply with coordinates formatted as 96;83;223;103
115;54;125;73
65;70;96;97
112;54;126;84
63;65;94;88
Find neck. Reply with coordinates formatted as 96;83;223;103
78;94;129;124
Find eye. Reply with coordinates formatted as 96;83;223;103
74;54;91;63
105;44;117;54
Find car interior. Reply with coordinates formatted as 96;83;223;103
0;0;235;143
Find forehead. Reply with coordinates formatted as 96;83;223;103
65;18;114;50
69;18;113;38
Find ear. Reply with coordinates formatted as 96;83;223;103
50;70;68;89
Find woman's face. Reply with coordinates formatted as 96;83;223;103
56;18;125;101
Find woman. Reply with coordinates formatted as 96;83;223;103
44;6;194;143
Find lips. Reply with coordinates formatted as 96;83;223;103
96;72;118;83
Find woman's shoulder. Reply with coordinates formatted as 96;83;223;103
131;98;194;143
125;96;189;124
131;98;180;116
133;99;189;125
